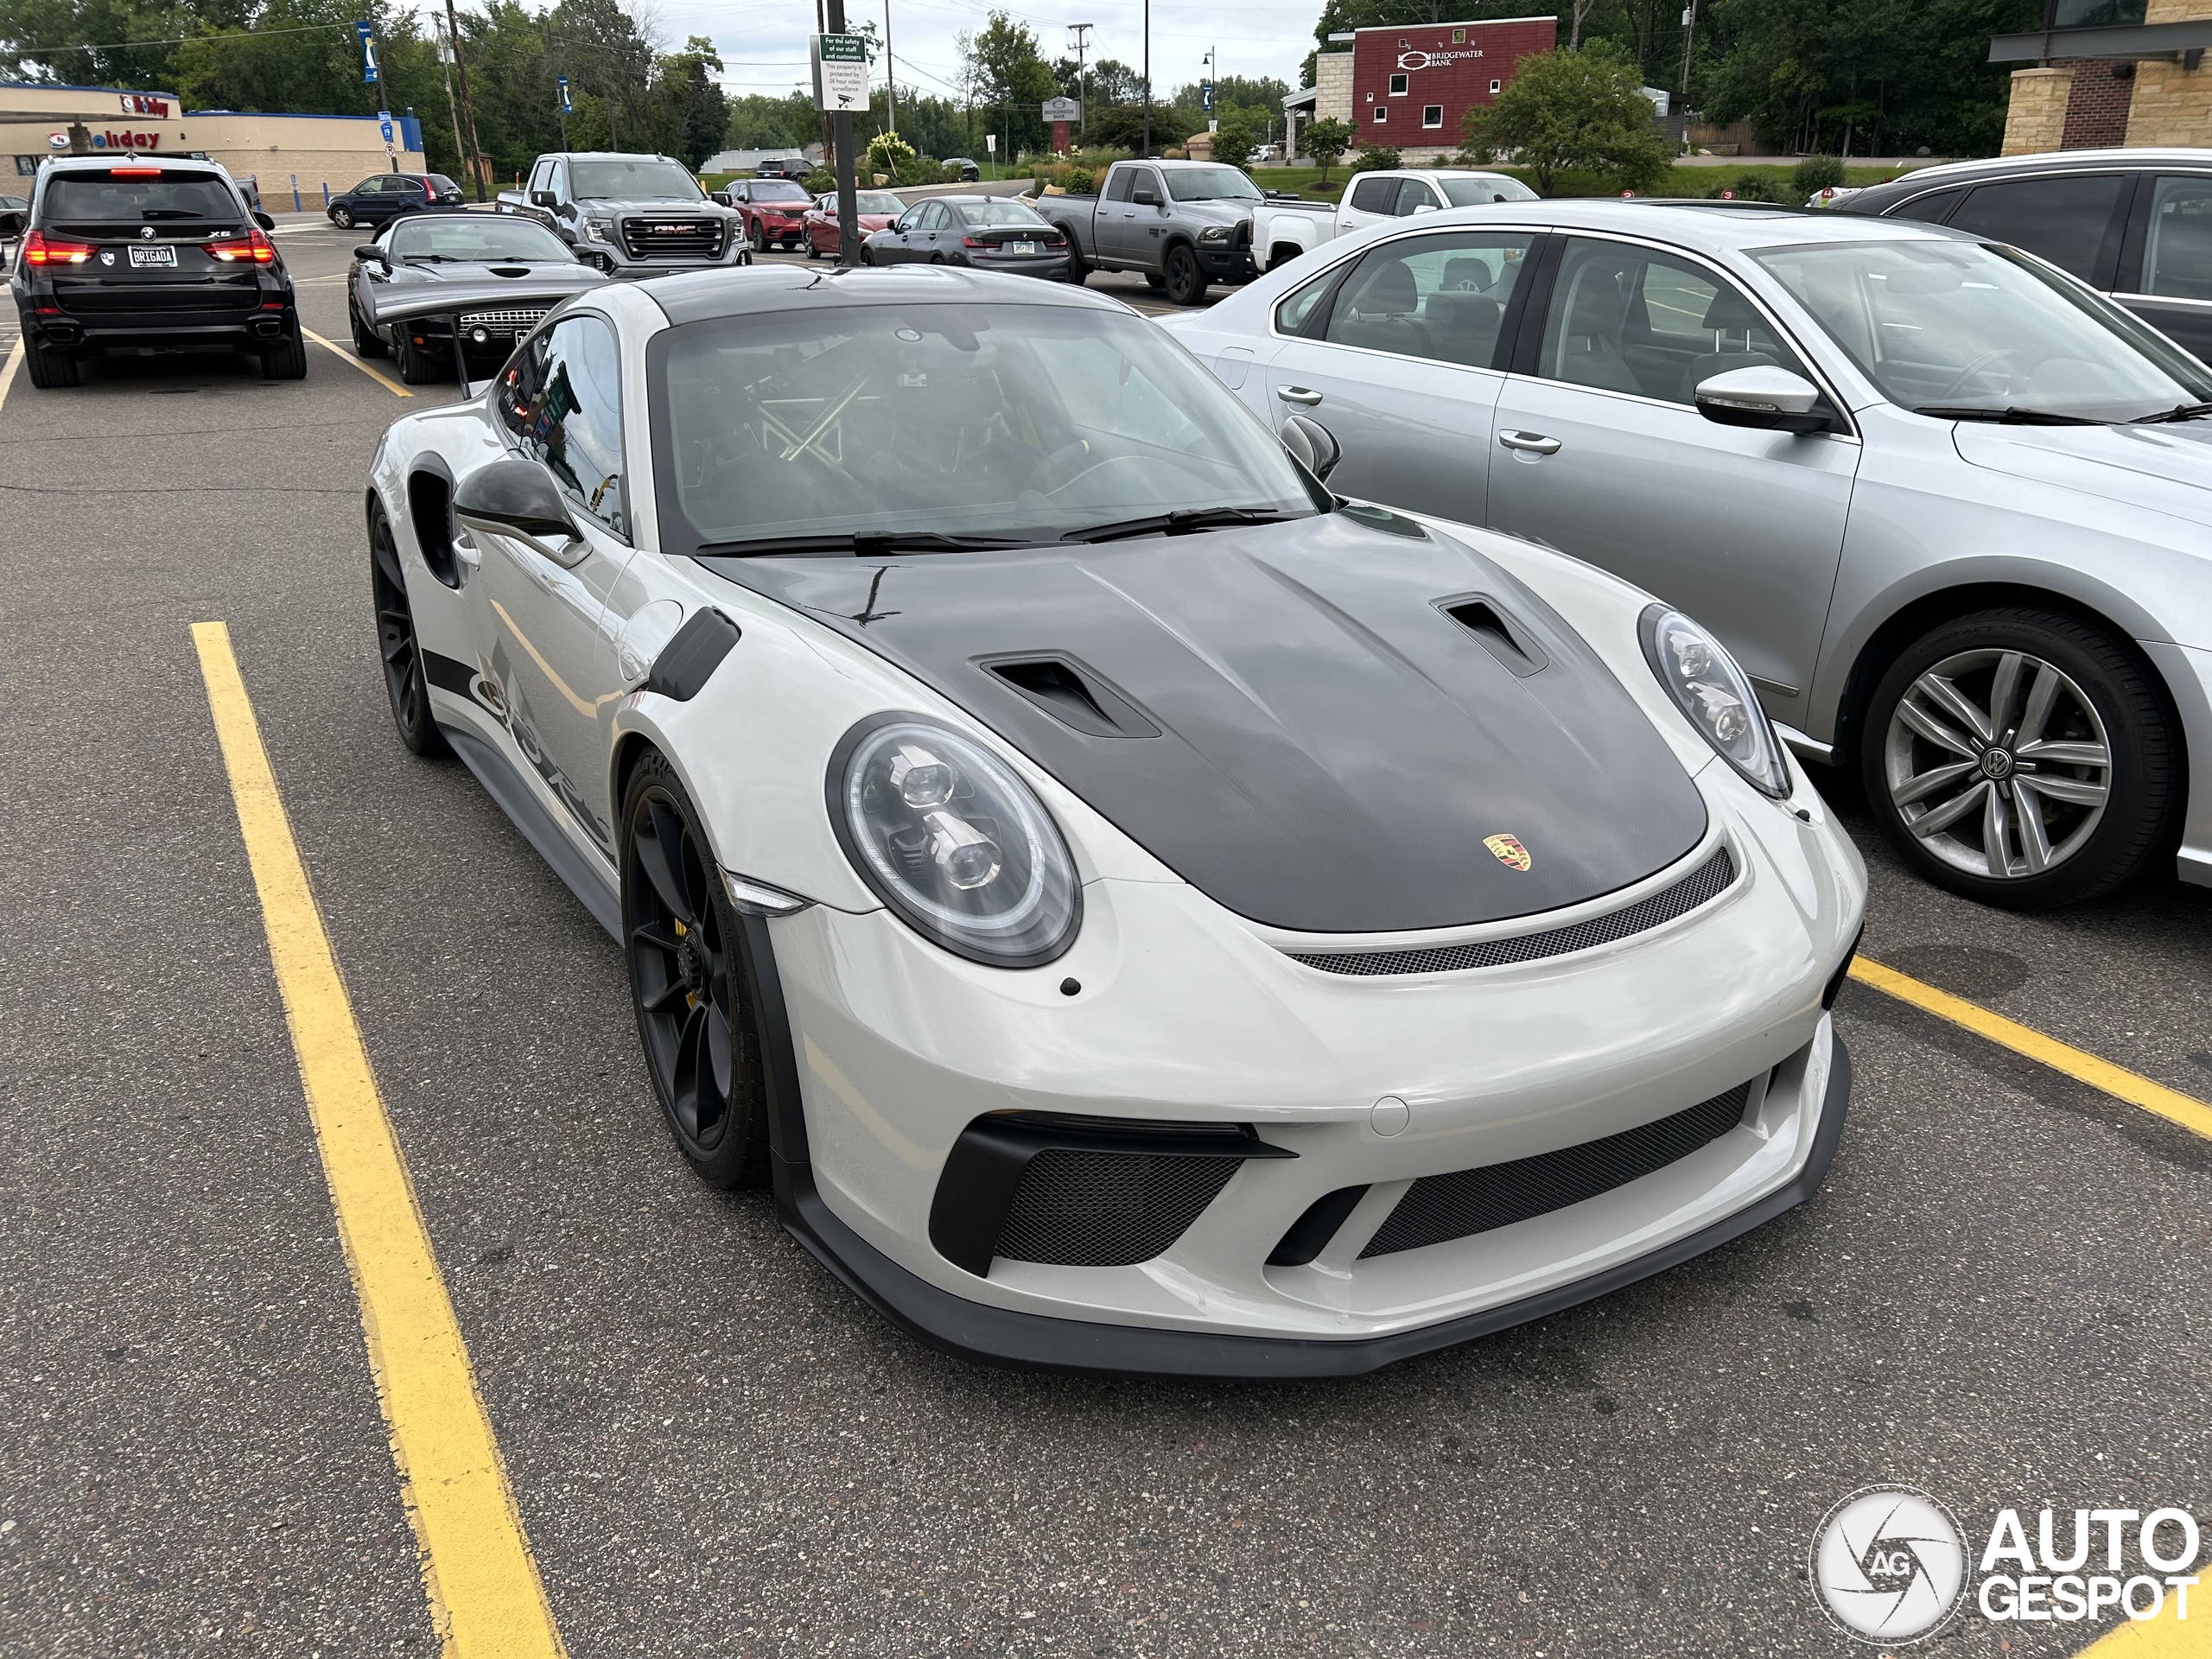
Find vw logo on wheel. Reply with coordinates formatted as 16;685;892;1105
1808;1484;1971;1644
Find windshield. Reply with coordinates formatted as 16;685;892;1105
854;191;904;213
569;159;703;201
388;216;573;262
959;201;1048;226
44;172;237;223
1753;238;2212;421
750;180;811;202
1440;175;1538;207
651;302;1314;550
1165;166;1262;202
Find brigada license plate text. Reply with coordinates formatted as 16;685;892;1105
128;245;177;267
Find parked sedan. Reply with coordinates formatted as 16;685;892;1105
725;177;816;251
1166;200;2212;907
861;196;1069;277
1838;148;2212;365
803;189;904;258
327;171;464;231
361;262;1860;1377
347;210;602;384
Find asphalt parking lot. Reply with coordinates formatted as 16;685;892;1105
2;218;2208;1658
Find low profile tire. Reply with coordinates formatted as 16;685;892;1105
805;232;823;259
1163;243;1207;306
395;331;442;386
1859;607;2177;908
350;299;387;358
369;502;449;759
1061;237;1089;285
260;334;308;380
748;220;766;252
859;243;874;265
332;204;354;230
23;342;78;389
620;752;772;1190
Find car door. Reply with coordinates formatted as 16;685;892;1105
1485;233;1859;707
1256;228;1536;523
1338;173;1402;236
1100;166;1153;264
471;314;639;854
908;200;949;261
2114;171;2212;364
1393;178;1442;218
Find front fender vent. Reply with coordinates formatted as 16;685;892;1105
1290;844;1736;978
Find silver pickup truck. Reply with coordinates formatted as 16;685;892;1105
1039;159;1261;306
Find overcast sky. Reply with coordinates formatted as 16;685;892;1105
640;0;1319;111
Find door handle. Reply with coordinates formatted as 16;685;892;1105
1275;385;1324;406
1498;430;1562;454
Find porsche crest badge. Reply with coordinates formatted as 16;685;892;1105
1483;833;1532;872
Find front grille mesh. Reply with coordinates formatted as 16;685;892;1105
995;1149;1240;1267
1292;845;1736;978
619;216;726;261
1360;1081;1754;1257
457;308;549;333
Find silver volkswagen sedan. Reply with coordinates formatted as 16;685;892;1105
1165;200;2212;909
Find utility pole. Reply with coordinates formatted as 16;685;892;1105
433;14;467;185
1678;0;1696;99
884;0;897;132
1068;22;1092;135
1141;0;1150;157
443;0;488;200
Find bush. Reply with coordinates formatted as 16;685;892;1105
1710;168;1791;202
1792;154;1847;197
1212;114;1262;172
1304;116;1352;182
1066;166;1096;195
1351;146;1402;173
801;168;836;194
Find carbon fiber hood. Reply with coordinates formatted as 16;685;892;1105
708;512;1708;933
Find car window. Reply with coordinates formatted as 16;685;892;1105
1349;175;1398;214
429;175;460;194
1104;166;1136;203
1439;175;1537;207
528;160;552;194
569;157;702;201
962;201;1047;226
1164;166;1262;202
1885;186;1965;225
1274;263;1338;334
1321;231;1535;368
41;171;238;222
752;181;811;202
918;201;949;232
1537;237;1810;405
1393;180;1439;215
353;177;379;194
855;191;904;213
2139;175;2212;299
388;215;573;262
503;315;627;538
1948;174;2128;281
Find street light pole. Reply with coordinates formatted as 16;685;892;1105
885;0;897;132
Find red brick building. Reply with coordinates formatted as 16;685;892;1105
1351;16;1560;156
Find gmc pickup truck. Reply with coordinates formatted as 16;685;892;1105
1250;168;1535;273
1039;159;1261;306
496;150;749;277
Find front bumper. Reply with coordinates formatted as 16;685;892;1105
1197;244;1257;281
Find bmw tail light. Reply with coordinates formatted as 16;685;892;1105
23;231;95;265
204;226;277;264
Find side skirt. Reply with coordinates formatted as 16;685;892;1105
442;725;621;941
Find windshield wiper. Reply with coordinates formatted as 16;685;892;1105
1912;405;2101;425
1058;505;1306;543
694;530;1043;557
2131;401;2212;424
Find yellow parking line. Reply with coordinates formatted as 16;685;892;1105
2070;1590;2201;1656
0;338;22;413
1850;957;2212;1142
302;325;412;397
190;622;563;1658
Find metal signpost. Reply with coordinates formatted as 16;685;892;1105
357;20;397;172
1043;96;1080;156
556;74;571;150
813;28;869;264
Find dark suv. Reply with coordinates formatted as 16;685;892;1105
1838;147;2212;362
327;171;464;230
4;156;304;388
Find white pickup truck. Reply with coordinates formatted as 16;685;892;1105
1251;168;1536;273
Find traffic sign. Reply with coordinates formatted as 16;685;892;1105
812;34;869;112
1042;96;1080;123
378;114;394;143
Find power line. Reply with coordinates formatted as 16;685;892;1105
3;19;350;54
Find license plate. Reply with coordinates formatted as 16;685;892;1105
128;245;176;267
1007;240;1038;255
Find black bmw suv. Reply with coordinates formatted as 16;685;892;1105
4;156;305;388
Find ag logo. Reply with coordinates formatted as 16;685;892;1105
1483;832;1531;872
1809;1484;1970;1644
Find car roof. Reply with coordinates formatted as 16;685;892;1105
1841;146;2212;213
1434;196;1967;254
41;153;232;175
644;262;1131;327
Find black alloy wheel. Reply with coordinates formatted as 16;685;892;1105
370;503;449;758
1860;606;2177;908
620;753;772;1190
350;296;388;358
1163;243;1207;306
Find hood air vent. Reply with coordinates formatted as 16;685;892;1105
1440;596;1548;677
982;654;1160;739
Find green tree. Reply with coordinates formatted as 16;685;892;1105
1303;115;1351;181
1792;152;1846;194
1211;111;1261;170
1459;40;1669;196
1351;145;1400;171
959;10;1060;159
649;36;728;168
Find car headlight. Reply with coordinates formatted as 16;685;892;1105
588;216;615;239
1638;605;1791;798
1198;224;1231;243
828;715;1080;967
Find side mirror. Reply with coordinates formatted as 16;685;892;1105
252;209;276;231
709;190;731;206
452;459;581;561
531;189;558;208
1410;201;1438;214
1694;365;1833;435
1132;186;1160;207
353;243;389;266
1281;413;1340;481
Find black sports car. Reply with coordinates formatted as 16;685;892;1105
348;212;606;385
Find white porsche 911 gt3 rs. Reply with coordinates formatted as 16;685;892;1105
362;263;1866;1378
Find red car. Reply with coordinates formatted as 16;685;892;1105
725;177;816;251
803;189;905;258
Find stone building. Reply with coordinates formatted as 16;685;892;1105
1997;0;2212;152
